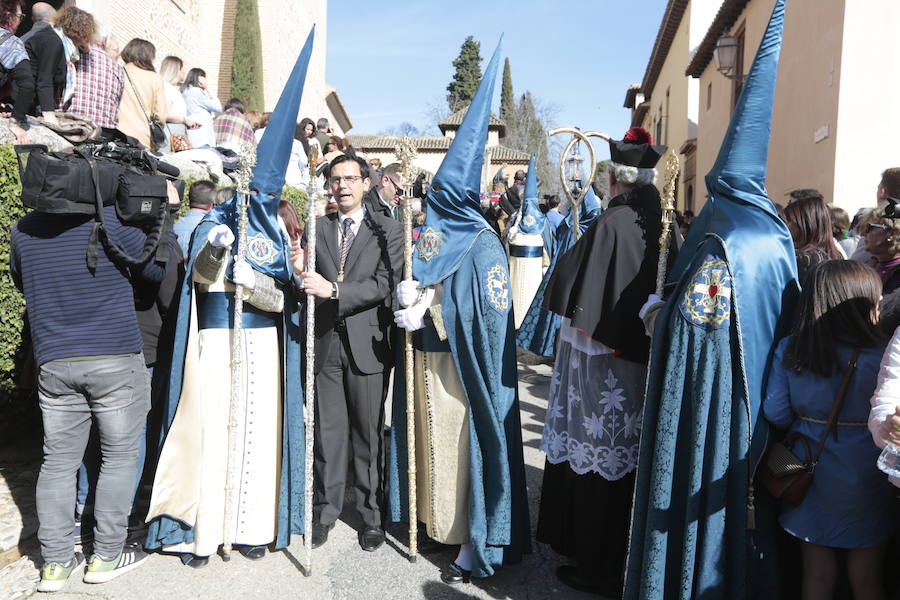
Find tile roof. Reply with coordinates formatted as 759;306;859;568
346;134;529;162
437;107;506;135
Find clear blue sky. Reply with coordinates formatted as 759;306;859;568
327;0;668;160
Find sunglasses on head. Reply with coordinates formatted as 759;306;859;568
866;223;892;233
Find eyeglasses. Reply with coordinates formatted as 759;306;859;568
866;223;892;234
329;175;363;186
388;179;405;197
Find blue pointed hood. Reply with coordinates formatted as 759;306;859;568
704;1;782;215
413;38;501;286
671;0;786;283
207;26;315;284
518;154;545;235
658;0;796;464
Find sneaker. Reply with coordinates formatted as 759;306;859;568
37;553;84;592
83;546;148;584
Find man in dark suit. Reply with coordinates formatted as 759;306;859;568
21;3;65;121
297;154;403;552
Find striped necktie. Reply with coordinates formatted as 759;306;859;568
338;217;355;281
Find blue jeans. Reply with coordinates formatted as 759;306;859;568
36;354;149;564
76;367;153;513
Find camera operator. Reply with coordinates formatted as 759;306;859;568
75;213;184;546
10;178;180;592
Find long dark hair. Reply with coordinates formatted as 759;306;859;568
182;68;206;91
278;200;302;242
783;196;843;259
785;260;885;377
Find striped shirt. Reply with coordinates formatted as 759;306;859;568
10;207;166;365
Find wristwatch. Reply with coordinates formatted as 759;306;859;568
330;281;339;300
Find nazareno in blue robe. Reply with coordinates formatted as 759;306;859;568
624;1;799;597
387;229;531;578
143;216;307;552
515;189;601;356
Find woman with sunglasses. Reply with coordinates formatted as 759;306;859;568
862;211;900;294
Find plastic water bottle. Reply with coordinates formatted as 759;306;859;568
877;444;900;477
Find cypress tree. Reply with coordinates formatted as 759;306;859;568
500;57;515;139
446;36;482;112
230;0;265;111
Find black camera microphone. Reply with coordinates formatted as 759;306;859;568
156;160;180;178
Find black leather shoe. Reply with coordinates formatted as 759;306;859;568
440;561;472;585
359;526;385;552
237;545;266;560
183;554;209;569
311;522;333;549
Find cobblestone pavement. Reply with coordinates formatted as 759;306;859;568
0;358;607;600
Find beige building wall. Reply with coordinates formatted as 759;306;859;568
257;0;336;133
832;0;900;213
695;0;900;216
635;0;717;211
767;0;843;207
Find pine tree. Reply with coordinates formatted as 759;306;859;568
446;36;482;112
230;0;265;112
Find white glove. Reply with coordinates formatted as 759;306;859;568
232;260;256;290
639;294;663;320
396;280;421;308
394;304;428;331
208;224;235;248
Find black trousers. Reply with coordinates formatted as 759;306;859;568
313;329;385;528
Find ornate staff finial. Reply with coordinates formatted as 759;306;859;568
656;150;680;296
394;136;418;189
234;143;258;195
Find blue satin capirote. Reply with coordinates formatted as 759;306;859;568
517;154;545;236
412;39;502;287
206;27;315;285
515;187;602;356
624;1;800;598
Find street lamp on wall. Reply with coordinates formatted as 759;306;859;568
714;34;740;80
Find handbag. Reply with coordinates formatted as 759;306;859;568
124;67;166;150
759;348;859;506
169;132;191;152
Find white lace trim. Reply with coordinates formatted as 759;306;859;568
540;333;645;480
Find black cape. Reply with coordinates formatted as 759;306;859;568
542;184;677;364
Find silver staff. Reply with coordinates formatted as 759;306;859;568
223;144;257;561
394;137;418;562
302;145;320;576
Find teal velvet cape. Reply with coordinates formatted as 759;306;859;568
387;230;531;578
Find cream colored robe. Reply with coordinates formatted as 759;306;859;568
413;286;471;544
147;244;285;556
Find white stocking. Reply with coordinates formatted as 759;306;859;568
454;543;474;571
